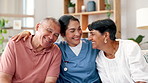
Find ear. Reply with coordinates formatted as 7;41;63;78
103;32;110;39
35;23;40;31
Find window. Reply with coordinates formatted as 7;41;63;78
23;0;34;28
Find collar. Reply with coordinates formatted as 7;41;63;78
25;35;52;54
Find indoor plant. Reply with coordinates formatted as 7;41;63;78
104;0;111;18
0;18;8;53
128;35;148;45
68;1;75;13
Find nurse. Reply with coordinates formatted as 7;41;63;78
12;15;102;83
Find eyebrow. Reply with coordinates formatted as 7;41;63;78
90;31;94;34
68;26;81;30
69;28;75;30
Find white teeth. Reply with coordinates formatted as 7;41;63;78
73;37;80;40
92;42;95;44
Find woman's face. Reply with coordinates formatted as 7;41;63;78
65;20;82;47
88;30;105;49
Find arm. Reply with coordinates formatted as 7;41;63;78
0;72;12;83
127;41;148;82
11;31;31;42
45;46;62;83
45;77;57;83
136;81;146;83
0;40;16;83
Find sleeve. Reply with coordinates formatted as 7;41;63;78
0;40;16;76
96;53;110;83
46;46;62;77
127;41;148;82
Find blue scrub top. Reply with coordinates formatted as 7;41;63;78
56;39;101;83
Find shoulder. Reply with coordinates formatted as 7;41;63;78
50;44;62;58
119;40;141;56
7;39;20;47
55;41;67;49
51;44;61;52
119;39;139;48
82;38;100;52
81;38;92;44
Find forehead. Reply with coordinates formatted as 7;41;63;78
42;20;60;32
68;20;80;29
90;29;100;33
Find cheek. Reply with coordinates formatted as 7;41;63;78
66;32;73;38
79;31;83;35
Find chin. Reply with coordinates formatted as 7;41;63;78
43;44;53;48
75;41;80;45
92;45;97;49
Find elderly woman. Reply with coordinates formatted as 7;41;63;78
88;19;148;83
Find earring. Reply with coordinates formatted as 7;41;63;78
104;38;107;43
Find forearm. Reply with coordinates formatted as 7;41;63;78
44;76;57;83
135;81;147;83
0;78;11;83
0;72;12;83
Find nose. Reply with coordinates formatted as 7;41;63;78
75;30;81;36
88;36;92;41
49;34;54;40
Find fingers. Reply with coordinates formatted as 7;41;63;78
23;36;29;41
16;34;24;42
11;31;31;42
11;35;19;42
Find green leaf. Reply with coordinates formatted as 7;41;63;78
135;35;145;44
0;19;5;27
68;2;75;7
128;35;145;44
128;38;135;41
2;29;7;34
0;34;4;41
0;29;2;34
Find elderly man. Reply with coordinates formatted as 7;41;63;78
0;17;62;83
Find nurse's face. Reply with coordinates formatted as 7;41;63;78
65;20;82;47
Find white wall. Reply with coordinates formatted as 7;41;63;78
124;0;148;49
34;0;48;24
46;0;63;19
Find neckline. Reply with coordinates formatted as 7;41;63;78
102;40;121;60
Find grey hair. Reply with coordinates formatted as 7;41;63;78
40;17;61;27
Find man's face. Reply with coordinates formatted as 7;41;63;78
36;20;60;48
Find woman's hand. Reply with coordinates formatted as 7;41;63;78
11;31;31;42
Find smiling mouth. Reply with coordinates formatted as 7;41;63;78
72;37;81;40
44;37;52;43
92;41;95;44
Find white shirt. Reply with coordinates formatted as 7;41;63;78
69;40;82;56
96;40;148;83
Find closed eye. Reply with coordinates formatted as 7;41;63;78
46;28;52;33
54;33;59;37
90;32;95;36
69;30;75;33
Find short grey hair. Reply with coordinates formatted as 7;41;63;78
40;17;61;27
